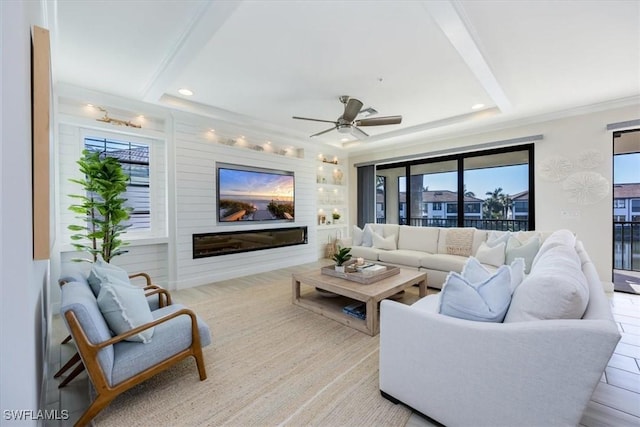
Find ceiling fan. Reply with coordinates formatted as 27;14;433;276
292;95;402;139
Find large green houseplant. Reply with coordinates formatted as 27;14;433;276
68;149;132;262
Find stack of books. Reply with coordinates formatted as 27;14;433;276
342;302;366;320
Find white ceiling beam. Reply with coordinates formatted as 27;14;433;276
422;0;512;113
142;1;242;103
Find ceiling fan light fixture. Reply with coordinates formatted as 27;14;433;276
337;124;352;134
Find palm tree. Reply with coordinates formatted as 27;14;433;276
463;184;475;198
484;187;506;219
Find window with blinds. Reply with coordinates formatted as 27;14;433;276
84;136;150;230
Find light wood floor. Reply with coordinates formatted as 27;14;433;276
46;262;640;426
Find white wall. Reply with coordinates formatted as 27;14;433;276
0;1;48;424
172;115;317;288
348;105;639;280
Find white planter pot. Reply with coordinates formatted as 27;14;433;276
335;265;345;273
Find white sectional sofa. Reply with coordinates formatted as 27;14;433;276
378;230;621;426
345;223;548;289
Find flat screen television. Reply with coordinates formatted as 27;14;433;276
216;162;295;223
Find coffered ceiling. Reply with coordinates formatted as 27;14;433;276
50;0;640;151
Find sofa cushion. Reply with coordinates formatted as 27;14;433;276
505;236;540;273
439;266;512;322
87;255;131;297
349;245;383;261
372;232;397;250
397;226;439;254
379;249;425;268
420;253;468;274
97;276;155;343
504;245;589;322
531;229;576;269
486;230;511;247
444;228;475;256
475;241;506;267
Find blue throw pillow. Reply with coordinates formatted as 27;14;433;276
439;265;512;322
97;276;155;343
87;254;131;297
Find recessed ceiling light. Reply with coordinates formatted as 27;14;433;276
178;88;193;96
341;138;349;142
86;103;94;107
471;103;485;110
209;128;215;132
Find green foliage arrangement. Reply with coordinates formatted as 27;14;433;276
68;150;131;262
332;246;352;266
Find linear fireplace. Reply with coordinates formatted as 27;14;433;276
192;226;308;259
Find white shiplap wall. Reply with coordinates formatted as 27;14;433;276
173;120;317;289
55;101;170;291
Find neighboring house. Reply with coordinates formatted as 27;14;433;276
396;190;484;223
511;190;529;220
613;183;640;222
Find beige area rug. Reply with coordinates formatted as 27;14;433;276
94;265;417;426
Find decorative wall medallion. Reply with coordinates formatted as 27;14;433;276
562;171;609;205
577;149;604;169
537;156;573;181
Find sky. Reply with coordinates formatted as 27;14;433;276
219;168;294;199
614;153;640;184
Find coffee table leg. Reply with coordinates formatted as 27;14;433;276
292;277;301;304
417;279;427;298
366;299;376;336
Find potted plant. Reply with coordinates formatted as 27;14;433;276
332;212;341;223
332;246;352;273
68;149;132;262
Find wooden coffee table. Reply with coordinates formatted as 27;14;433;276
292;267;427;336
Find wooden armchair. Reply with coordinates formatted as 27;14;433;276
59;276;211;426
54;272;172;388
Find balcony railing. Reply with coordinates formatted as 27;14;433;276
377;217;529;231
614;221;640;271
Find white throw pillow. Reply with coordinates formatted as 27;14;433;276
362;224;377;247
504;245;589;322
352;225;364;246
87;254;131;297
475;241;506;267
97;276;155;343
439;265;512;322
505;236;540;273
462;256;525;294
486;231;511;248
372;232;397;250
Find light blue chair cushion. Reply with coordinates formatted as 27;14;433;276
110;304;212;386
60;281;115;382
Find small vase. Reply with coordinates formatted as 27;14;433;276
335;265;345;273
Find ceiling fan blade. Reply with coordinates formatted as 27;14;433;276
310;126;336;138
351;126;369;139
292;116;337;124
342;98;363;122
355;115;402;126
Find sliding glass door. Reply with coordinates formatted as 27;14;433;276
374;144;534;231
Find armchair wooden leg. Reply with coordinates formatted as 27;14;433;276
74;394;115;427
54;352;81;379
58;360;86;388
194;352;207;381
61;334;72;344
